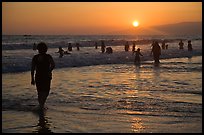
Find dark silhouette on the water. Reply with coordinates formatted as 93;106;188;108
68;43;72;51
161;40;166;50
151;41;161;64
31;42;55;110
101;40;106;53
133;48;143;65
95;42;98;49
124;41;129;51
179;40;184;49
106;47;113;54
188;40;193;51
132;41;136;55
76;43;80;51
57;46;64;58
33;43;37;50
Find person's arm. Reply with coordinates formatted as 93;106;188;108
132;51;135;55
150;47;153;55
49;55;55;71
140;52;143;56
159;47;161;55
31;56;36;85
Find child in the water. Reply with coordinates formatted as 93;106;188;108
134;48;143;64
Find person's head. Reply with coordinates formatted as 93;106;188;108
37;42;48;54
188;40;191;43
155;41;158;45
137;48;140;51
59;46;62;50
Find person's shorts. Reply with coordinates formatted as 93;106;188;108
35;79;51;93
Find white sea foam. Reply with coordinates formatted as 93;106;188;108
2;35;202;73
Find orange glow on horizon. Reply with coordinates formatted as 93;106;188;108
2;2;202;35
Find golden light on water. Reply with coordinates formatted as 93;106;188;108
131;117;145;132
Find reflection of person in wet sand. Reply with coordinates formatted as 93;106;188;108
31;42;55;110
33;110;53;133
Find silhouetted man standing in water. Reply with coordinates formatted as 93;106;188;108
31;42;55;110
151;41;161;64
101;40;106;53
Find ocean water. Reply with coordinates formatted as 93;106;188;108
2;35;202;73
2;35;202;133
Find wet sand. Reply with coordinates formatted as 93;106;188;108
2;56;202;133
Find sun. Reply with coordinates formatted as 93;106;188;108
133;21;139;27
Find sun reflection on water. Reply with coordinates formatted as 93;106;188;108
131;117;145;132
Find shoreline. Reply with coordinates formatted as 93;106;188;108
2;54;202;74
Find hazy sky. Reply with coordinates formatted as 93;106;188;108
2;2;202;35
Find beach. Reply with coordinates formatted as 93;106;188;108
2;55;202;133
2;35;202;133
3;2;202;133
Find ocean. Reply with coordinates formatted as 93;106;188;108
2;35;202;133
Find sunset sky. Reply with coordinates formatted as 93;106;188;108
2;2;202;35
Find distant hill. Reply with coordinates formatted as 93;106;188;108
153;22;202;35
108;22;202;35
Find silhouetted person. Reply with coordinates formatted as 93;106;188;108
95;42;98;49
68;43;72;51
57;46;64;58
151;41;155;47
31;42;55;110
161;40;166;50
151;41;161;64
134;48;143;65
150;41;155;50
132;41;136;55
165;44;168;49
76;43;80;51
179;40;184;49
187;40;193;51
124;41;129;51
106;47;113;54
101;40;106;53
33;43;37;50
